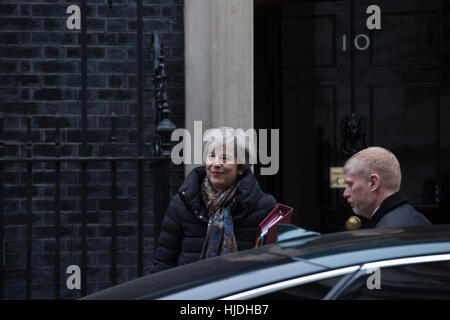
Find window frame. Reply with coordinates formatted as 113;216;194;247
222;254;450;300
329;253;450;300
221;266;360;300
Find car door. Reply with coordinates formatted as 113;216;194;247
221;254;450;300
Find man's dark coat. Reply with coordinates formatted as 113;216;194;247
364;192;431;229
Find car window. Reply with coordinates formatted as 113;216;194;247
253;275;345;300
337;260;450;299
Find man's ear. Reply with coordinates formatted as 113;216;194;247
368;173;380;191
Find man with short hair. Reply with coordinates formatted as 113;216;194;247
343;146;431;228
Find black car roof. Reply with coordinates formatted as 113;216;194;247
83;244;296;300
83;225;450;300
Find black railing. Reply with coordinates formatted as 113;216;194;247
0;29;176;299
0;114;172;299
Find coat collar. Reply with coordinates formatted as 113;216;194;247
363;192;408;228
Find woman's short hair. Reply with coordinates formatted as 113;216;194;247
202;127;256;171
344;146;402;192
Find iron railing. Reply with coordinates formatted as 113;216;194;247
0;114;172;299
0;29;177;299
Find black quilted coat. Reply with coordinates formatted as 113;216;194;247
150;166;277;273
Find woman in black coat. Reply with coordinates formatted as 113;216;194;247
151;127;277;273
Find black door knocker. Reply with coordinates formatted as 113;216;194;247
341;113;367;156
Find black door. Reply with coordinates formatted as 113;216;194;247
254;0;450;233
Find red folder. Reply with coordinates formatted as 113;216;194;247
255;204;294;247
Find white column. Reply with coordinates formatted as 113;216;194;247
184;0;253;175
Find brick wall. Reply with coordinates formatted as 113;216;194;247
0;0;184;299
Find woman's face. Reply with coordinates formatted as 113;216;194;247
205;145;243;193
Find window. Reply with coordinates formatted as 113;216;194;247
337;260;450;299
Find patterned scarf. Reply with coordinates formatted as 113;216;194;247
200;176;238;259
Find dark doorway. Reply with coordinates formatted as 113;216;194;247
254;0;450;233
